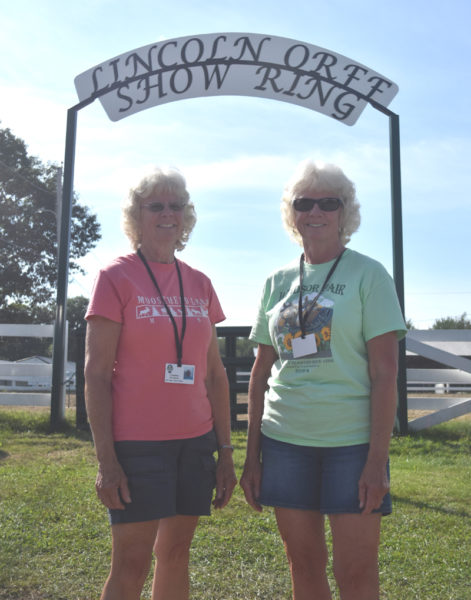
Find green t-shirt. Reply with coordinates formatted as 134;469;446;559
250;248;407;447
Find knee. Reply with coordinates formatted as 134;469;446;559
333;555;379;594
111;549;152;587
154;538;192;566
283;539;329;576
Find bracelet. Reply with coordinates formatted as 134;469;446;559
219;444;234;451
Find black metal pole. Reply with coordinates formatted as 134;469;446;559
389;113;408;434
50;108;78;430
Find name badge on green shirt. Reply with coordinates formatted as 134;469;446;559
292;333;317;358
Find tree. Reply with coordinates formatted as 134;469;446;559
432;312;471;329
0;126;101;308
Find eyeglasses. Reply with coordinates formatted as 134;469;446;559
293;197;342;212
141;201;186;213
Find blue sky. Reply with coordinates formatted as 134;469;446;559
1;0;470;328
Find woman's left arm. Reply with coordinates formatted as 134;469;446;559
205;325;237;509
359;331;399;515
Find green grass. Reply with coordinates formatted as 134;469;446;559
0;408;470;600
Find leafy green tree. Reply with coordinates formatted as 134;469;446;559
0;126;101;308
432;312;471;329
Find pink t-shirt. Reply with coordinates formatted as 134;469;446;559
85;253;225;441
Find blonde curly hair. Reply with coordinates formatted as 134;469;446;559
122;167;196;251
281;160;361;246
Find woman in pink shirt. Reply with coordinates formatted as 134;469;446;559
85;167;236;600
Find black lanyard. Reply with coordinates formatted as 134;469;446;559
298;250;345;338
137;248;186;366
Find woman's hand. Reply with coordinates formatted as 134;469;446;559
240;458;263;512
95;459;131;510
358;459;389;515
212;450;237;509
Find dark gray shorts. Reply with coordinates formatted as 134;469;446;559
109;430;217;525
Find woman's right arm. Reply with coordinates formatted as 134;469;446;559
84;316;131;510
240;343;278;512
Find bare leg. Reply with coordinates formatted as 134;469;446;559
329;513;382;600
101;520;159;600
151;515;199;600
275;507;332;600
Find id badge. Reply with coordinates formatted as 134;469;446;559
292;333;317;358
164;363;195;384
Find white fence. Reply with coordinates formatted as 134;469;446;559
0;323;69;407
0;362;53;406
1;325;470;431
406;330;471;430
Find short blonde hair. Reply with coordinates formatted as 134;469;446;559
281;160;361;246
122;167;196;251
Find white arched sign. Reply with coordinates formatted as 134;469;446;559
74;32;398;125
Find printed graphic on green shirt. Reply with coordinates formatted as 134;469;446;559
274;292;334;360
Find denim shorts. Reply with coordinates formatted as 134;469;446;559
259;434;392;515
109;430;218;525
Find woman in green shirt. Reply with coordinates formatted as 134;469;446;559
241;160;406;600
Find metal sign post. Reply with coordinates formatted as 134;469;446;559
50;108;77;428
389;114;407;433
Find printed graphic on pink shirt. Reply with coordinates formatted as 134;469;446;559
136;295;209;321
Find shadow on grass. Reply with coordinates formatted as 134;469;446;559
392;494;471;519
391;420;471;455
409;421;470;442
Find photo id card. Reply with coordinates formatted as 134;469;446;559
164;363;195;384
291;333;318;358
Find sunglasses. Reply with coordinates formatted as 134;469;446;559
293;197;342;212
141;201;186;213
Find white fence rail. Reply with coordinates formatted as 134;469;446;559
405;330;471;431
406;368;471;392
